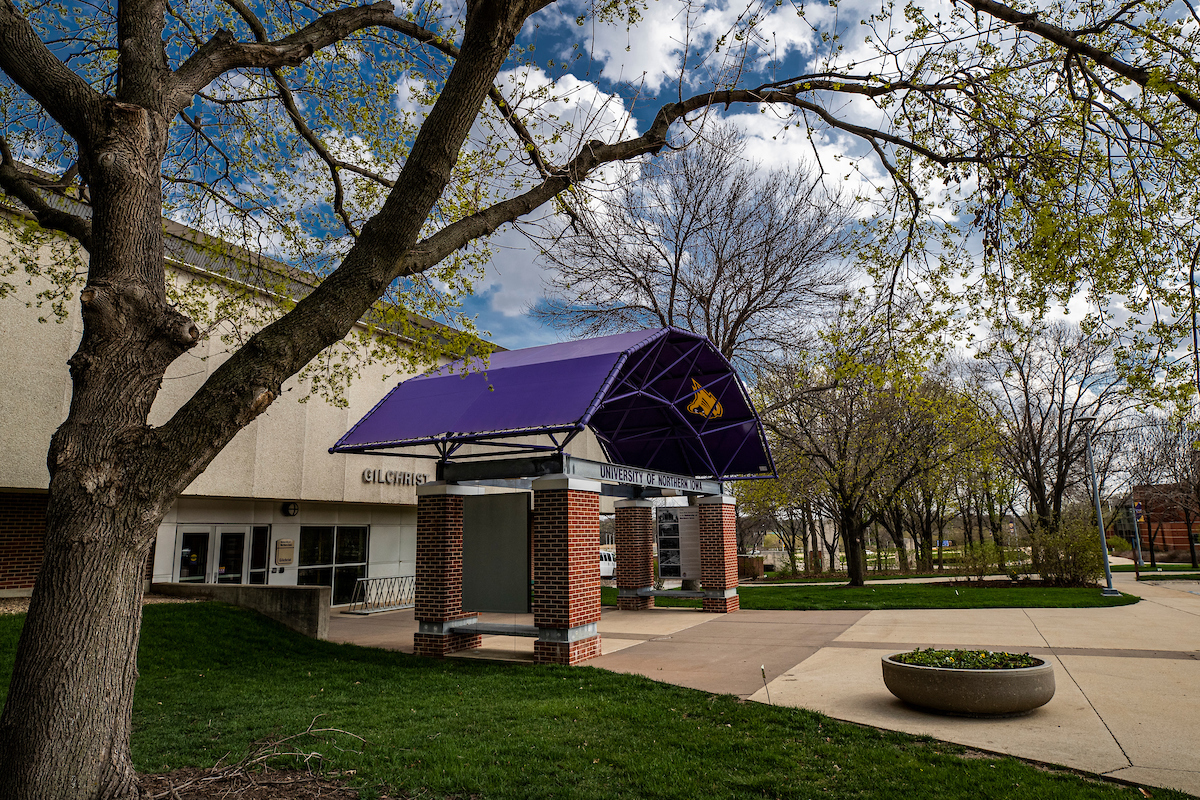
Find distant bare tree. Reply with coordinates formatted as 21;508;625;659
534;124;854;370
1126;411;1200;568
974;321;1133;538
1165;415;1200;568
760;299;985;585
1123;412;1174;568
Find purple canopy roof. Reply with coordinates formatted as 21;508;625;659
331;328;774;480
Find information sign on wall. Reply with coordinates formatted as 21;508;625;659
275;538;295;566
656;507;701;581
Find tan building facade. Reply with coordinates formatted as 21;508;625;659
0;212;615;602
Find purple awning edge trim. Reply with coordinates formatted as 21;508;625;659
330;423;581;453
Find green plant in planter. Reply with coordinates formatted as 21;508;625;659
892;648;1042;669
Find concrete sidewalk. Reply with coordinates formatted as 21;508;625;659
598;572;1200;797
328;571;1200;797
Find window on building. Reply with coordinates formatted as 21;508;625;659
297;526;369;605
249;526;270;585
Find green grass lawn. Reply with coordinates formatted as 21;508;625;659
756;571;955;584
0;603;1178;799
601;584;1139;610
1137;572;1200;581
1113;563;1199;572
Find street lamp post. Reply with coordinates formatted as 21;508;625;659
1078;415;1121;597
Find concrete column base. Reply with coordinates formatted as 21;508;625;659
534;635;601;665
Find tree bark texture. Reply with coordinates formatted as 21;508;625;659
0;540;152;800
0;97;194;800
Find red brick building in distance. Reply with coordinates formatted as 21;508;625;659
1109;484;1200;555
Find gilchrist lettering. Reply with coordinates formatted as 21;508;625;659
362;468;428;486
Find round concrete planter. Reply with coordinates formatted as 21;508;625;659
882;652;1055;717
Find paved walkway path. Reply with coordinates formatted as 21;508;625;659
328;569;1200;797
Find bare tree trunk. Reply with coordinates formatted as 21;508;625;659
0;533;153;800
878;504;909;573
799;502;814;575
960;491;975;549
1186;506;1199;568
0;106;194;796
1145;500;1160;568
873;523;883;571
822;521;839;575
840;503;866;586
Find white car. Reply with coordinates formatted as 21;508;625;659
599;551;616;578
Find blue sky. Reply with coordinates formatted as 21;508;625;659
0;0;895;352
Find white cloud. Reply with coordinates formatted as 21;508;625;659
477;227;546;318
577;0;822;93
495;66;638;160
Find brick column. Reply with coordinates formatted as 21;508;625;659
614;499;654;610
698;494;739;613
532;475;602;665
413;482;483;657
0;492;47;594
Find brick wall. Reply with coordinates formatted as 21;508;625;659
699;499;739;613
0;492;46;591
532;486;601;664
614;501;654;610
1134;519;1199;553
413;491;481;657
534;635;601;665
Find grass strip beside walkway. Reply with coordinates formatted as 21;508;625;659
1112;563;1198;572
0;603;1175;800
602;584;1139;610
1137;572;1200;581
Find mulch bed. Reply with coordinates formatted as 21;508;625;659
138;767;371;799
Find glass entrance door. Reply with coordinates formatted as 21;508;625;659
248;526;269;585
178;530;209;582
216;530;245;583
176;525;265;584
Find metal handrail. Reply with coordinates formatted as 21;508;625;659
343;575;415;615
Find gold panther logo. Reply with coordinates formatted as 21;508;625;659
687;378;723;419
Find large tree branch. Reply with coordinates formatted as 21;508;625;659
222;0;359;234
0;138;93;248
0;0;103;140
966;0;1200;114
411;80;983;270
176;1;551;177
149;0;533;495
116;0;169;108
170;2;401;115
